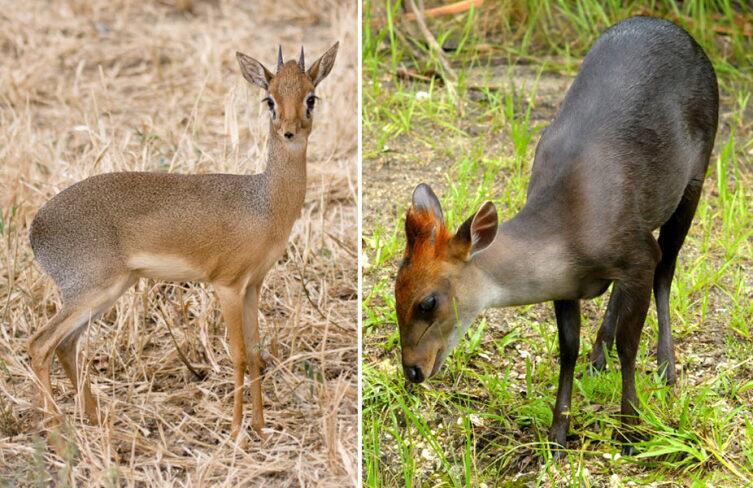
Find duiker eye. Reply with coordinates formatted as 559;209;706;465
419;295;436;313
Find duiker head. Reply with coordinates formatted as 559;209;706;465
395;184;499;383
236;42;339;144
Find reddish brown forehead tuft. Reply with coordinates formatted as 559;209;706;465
395;209;452;328
404;208;452;261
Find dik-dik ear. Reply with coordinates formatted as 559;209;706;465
307;42;339;87
236;51;274;90
451;201;498;259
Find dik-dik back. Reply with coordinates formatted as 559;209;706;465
30;172;273;297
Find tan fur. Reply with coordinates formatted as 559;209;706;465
28;42;339;439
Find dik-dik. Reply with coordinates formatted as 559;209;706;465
395;17;717;454
28;42;338;438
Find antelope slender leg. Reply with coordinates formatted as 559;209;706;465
589;284;620;371
653;182;702;385
28;274;134;429
614;251;657;454
56;333;98;425
216;286;247;438
548;299;581;456
243;284;265;436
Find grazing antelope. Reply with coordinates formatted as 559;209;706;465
395;17;717;454
28;42;339;438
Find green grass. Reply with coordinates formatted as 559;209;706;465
362;1;753;485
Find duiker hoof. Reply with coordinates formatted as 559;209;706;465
621;444;637;456
588;352;607;374
658;361;677;386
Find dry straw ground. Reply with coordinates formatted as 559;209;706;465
0;0;357;486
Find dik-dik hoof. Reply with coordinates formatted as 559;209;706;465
48;428;74;458
86;412;100;426
260;351;272;374
252;424;269;443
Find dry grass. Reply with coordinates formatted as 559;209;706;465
0;0;357;486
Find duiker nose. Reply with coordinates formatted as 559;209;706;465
284;131;294;139
403;365;425;383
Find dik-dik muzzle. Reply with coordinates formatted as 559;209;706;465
236;42;338;143
395;184;499;383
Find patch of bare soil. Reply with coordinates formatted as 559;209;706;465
363;63;568;231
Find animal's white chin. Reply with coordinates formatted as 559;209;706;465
281;137;307;153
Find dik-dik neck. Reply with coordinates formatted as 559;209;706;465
263;122;308;226
470;208;577;308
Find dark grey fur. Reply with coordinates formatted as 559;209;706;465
480;16;717;453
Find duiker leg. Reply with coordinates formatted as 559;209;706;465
614;258;656;454
589;284;620;371
216;286;247;438
548;299;581;455
653;182;703;385
243;284;265;436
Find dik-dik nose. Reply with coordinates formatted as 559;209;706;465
403;364;425;383
281;120;298;140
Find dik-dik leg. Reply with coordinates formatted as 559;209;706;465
29;306;73;423
56;331;98;425
29;274;134;427
653;182;703;385
243;284;265;435
215;286;248;438
549;299;581;455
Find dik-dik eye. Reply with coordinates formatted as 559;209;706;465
262;97;276;117
305;94;318;118
419;295;437;313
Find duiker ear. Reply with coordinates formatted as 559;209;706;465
452;201;498;258
470;201;499;253
307;41;339;87
411;183;444;223
236;51;274;90
404;183;444;252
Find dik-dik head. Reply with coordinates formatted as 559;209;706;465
236;42;339;143
395;184;499;384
